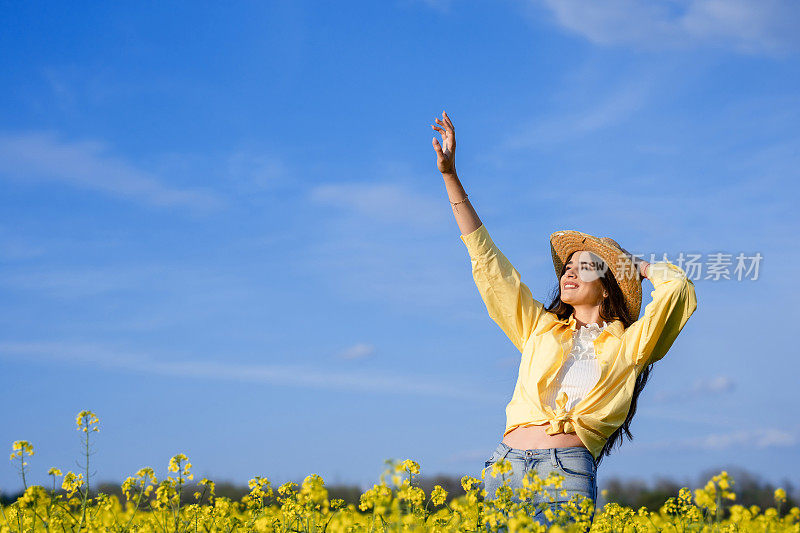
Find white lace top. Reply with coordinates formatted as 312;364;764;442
543;321;608;412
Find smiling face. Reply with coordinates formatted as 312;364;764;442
560;250;608;307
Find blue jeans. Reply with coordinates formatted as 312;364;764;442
482;442;597;531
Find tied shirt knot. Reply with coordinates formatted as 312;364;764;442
546;391;575;435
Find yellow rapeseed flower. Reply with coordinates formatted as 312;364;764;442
488;458;513;479
775;488;787;503
62;471;85;497
75;410;100;432
397;459;420;476
10;440;34;460
168;453;189;473
278;481;298;497
431;485;447;506
299;473;328;507
461;475;480;492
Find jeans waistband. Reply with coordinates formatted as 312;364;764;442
496;442;594;467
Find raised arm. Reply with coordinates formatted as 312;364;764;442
460;224;548;352
431;111;547;352
431;110;482;235
623;261;698;368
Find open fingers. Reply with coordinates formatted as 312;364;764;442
434;117;453;139
443;111;454;130
431;123;446;135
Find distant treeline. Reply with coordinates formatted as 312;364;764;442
602;466;796;512
2;466;795;514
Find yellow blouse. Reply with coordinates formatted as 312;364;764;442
460;223;698;461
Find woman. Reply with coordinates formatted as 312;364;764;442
431;111;697;530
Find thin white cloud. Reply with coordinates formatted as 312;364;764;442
1;265;149;298
507;131;798;247
447;418;800;463
652;375;735;402
535;0;800;55
629;427;799;451
495;75;655;153
297;228;474;315
638;408;737;427
226;150;292;192
0;130;223;209
309;182;448;230
301;180;480;311
41;66;78;115
0;341;496;402
402;0;454;13
0;227;46;261
337;343;376;360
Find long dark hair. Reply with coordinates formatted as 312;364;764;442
545;250;654;467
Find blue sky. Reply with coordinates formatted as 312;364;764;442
2;1;799;495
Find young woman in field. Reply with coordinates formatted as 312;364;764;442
430;111;698;529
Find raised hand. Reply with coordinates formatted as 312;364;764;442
618;244;650;281
431;111;456;175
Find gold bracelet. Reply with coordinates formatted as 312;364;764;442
450;194;469;206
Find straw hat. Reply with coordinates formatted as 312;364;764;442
549;230;643;321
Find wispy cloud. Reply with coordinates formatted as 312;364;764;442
502;129;799;247
638;407;737;427
534;0;800;56
628;426;800;451
0;131;223;210
0;227;46;261
300;180;479;312
498;76;655;153
226;150;291;193
1;262;180;299
433;411;798;464
40;66;79;115
652;375;735;402
0;341;497;402
336;343;376;360
402;0;454;14
478;61;679;166
309;181;448;230
296;226;471;313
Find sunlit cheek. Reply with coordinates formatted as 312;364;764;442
579;269;600;283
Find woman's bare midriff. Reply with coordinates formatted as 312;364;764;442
501;423;586;450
